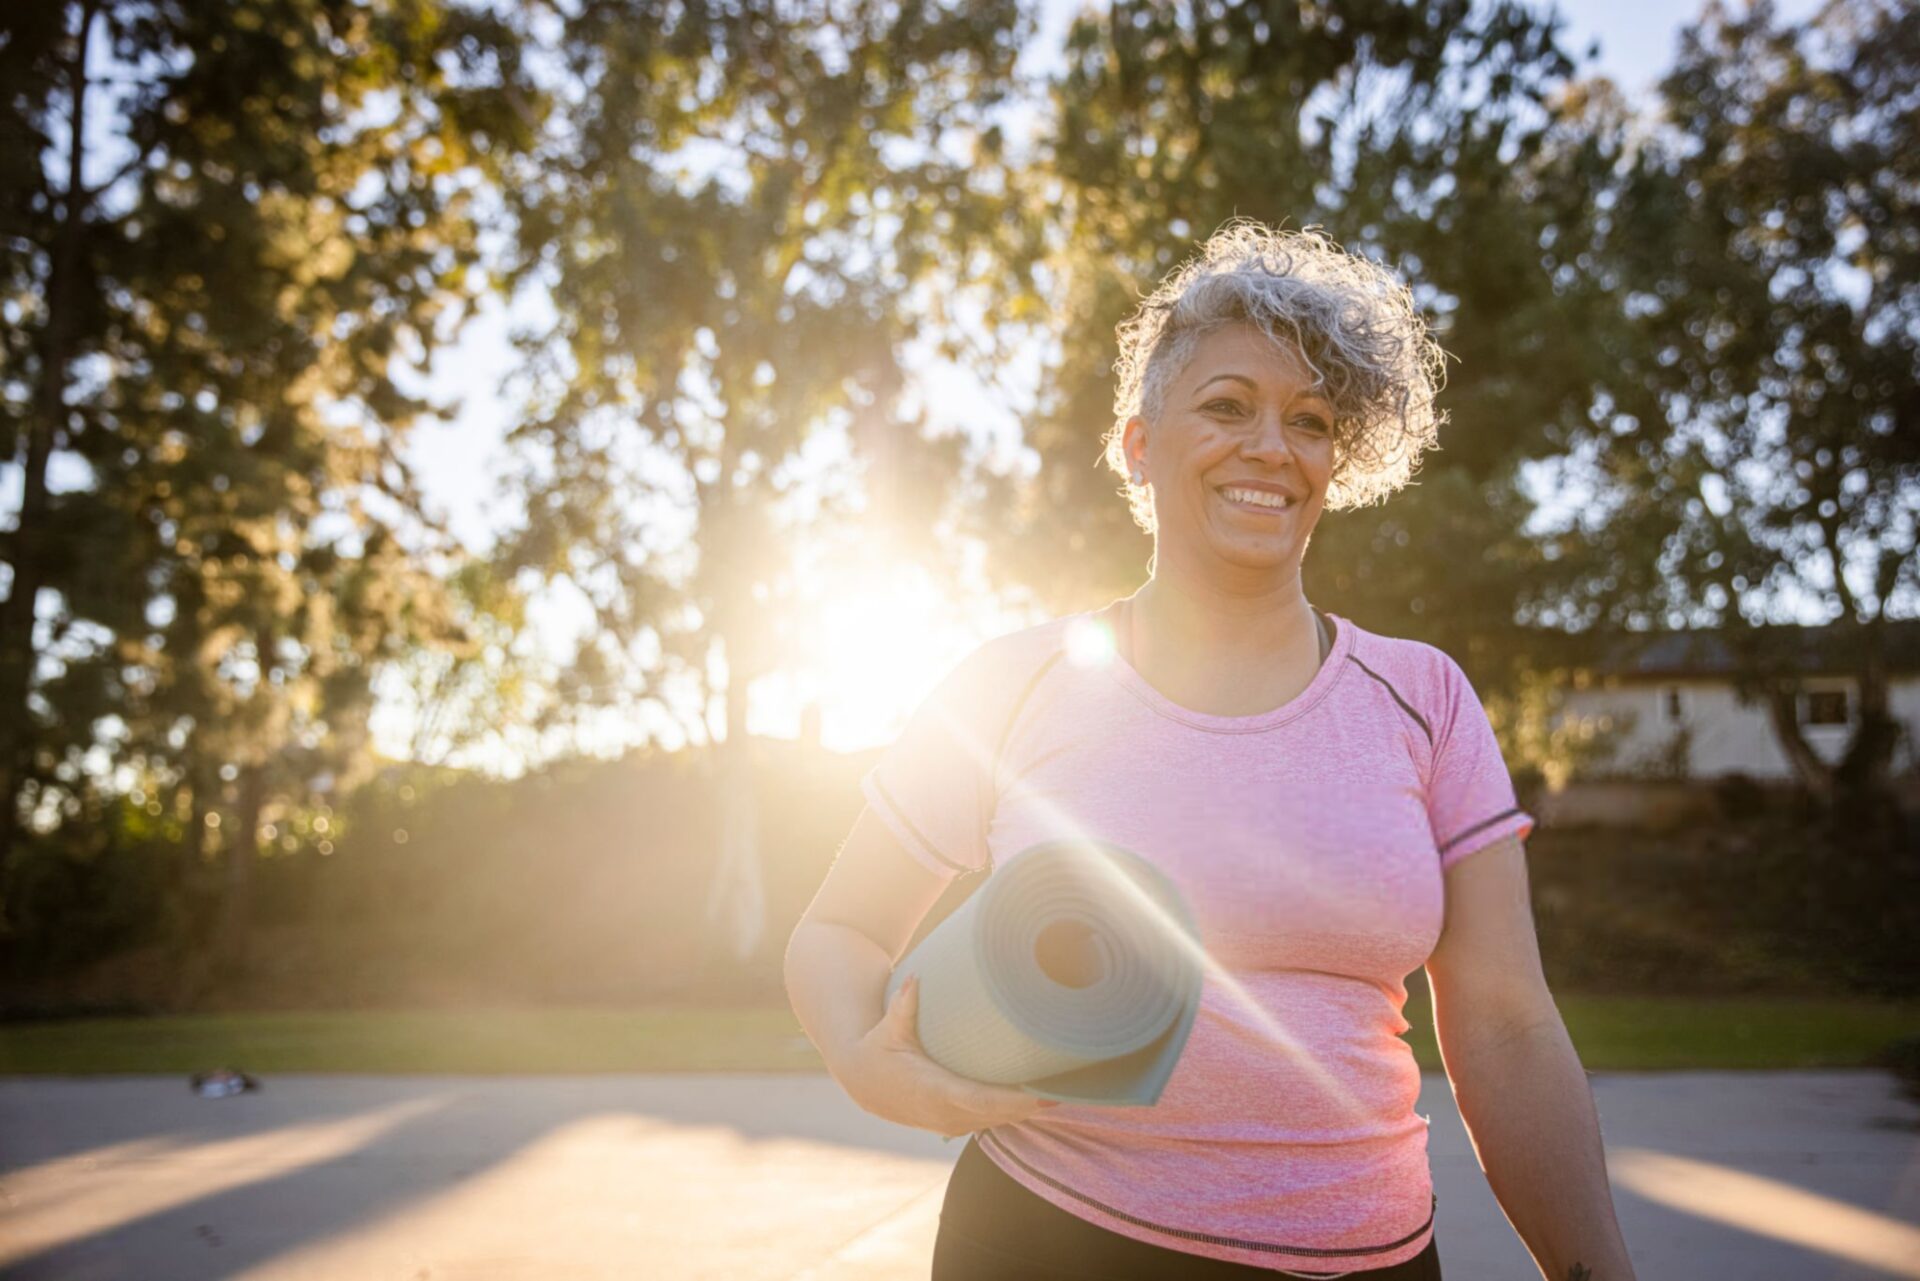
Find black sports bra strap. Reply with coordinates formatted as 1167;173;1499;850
1312;605;1333;664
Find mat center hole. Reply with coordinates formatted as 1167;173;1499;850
1035;920;1105;989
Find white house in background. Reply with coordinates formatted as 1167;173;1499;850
1553;619;1920;783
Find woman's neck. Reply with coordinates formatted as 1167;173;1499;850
1118;573;1326;716
1127;574;1317;665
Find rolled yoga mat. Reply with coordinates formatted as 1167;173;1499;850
885;839;1204;1107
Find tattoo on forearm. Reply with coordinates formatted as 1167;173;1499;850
1565;1267;1591;1281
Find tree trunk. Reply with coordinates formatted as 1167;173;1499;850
697;455;766;967
1763;680;1834;805
178;770;210;937
214;762;267;976
188;770;215;863
0;2;95;897
1837;615;1900;800
704;634;765;965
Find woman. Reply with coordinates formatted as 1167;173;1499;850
784;221;1636;1280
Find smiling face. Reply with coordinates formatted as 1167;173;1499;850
1122;322;1338;581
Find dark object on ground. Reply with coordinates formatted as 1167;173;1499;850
1879;1036;1920;1106
189;1068;260;1098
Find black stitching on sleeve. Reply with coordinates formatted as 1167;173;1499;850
1437;807;1523;856
870;775;976;874
1346;654;1432;746
990;650;1067;784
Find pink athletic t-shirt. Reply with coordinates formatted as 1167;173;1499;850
860;603;1536;1276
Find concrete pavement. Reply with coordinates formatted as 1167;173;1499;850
1;1071;1915;1279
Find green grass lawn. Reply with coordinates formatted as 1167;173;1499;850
0;996;1913;1075
1401;992;1920;1072
0;1007;825;1075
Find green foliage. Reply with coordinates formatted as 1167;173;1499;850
1537;0;1918;791
494;0;1033;749
7;741;1915;1011
0;740;871;1011
4;826;169;979
0;1;546;941
485;0;1039;960
1487;660;1633;794
1528;784;1920;997
1586;0;1919;628
3;2;1913;1002
966;1;1607;665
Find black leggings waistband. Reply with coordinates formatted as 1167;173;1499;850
931;1136;1444;1281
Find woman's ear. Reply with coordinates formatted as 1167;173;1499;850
1122;415;1149;485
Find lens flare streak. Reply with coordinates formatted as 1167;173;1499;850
926;698;1378;1123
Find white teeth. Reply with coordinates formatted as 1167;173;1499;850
1221;487;1293;510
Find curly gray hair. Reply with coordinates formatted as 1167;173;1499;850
1105;219;1448;531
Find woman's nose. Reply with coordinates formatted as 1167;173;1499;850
1239;410;1294;464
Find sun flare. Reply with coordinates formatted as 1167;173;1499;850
775;561;1015;754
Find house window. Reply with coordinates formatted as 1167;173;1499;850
1663;687;1683;721
1805;689;1848;726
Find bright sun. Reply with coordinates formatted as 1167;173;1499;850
759;560;1122;754
763;561;999;753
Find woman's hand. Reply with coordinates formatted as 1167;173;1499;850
838;973;1059;1138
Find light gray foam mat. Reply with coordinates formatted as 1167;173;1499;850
886;839;1203;1107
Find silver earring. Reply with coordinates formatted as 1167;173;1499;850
1130;471;1145;485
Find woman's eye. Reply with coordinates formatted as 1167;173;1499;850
1204;401;1328;434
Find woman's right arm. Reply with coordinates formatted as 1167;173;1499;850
784;804;1053;1136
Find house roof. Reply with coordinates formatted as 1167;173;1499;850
1535;616;1920;680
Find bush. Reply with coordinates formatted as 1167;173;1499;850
0;836;171;981
9;746;1917;1013
1710;771;1767;822
1529;787;1920;998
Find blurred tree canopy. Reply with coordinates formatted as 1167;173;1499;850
963;0;1608;679
0;0;545;955
0;0;1913;999
1536;0;1919;801
492;0;1033;960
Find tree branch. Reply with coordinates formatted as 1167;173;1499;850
83;141;161;204
1818;507;1858;621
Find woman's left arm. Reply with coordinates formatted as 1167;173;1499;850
1424;833;1638;1281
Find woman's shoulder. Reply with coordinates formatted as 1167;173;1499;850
1335;616;1464;699
948;612;1083;686
915;613;1080;722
